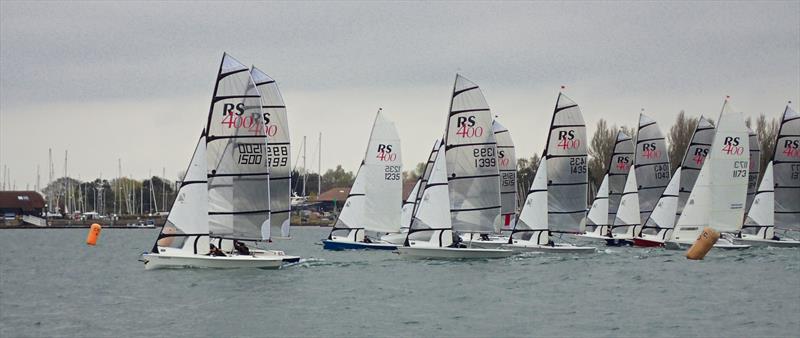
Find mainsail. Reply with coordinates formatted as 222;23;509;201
250;66;292;238
544;93;588;233
509;159;549;244
772;104;800;229
642;167;681;234
205;53;270;241
674;100;749;235
746;127;761;213
409;139;442;226
607;132;634;224
153;132;210;254
634;114;671;226
493;120;517;231
331;110;403;234
407;143;452;246
586;174;609;229
444;75;501;234
677;116;715;214
612;168;640;236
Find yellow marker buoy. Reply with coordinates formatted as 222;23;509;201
86;223;102;246
686;227;719;260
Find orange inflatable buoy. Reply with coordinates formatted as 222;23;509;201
86;223;102;246
686;227;719;260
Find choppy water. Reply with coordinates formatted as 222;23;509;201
1;227;798;337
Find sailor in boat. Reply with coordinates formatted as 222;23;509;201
209;244;226;257
234;241;251;255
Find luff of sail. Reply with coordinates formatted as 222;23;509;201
674;100;749;236
250;66;292;238
642;167;681;232
444;75;501;234
509;159;549;245
607;132;634;224
493;120;517;231
409;139;442;227
407;143;452;246
677;116;715;214
745;127;761;214
205;53;270;241
634;113;670;227
545;93;588;233
772;104;800;229
586;174;609;228
400;179;421;229
612;168;640;237
153;132;210;255
743;162;774;233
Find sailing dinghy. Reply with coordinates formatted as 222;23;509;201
504;92;595;253
462;119;517;248
736;104;800;247
397;75;513;259
323;109;403;250
605;166;640;246
666;99;751;250
142;54;291;269
633;116;715;247
579;131;633;241
381;140;440;245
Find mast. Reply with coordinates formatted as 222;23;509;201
302;135;307;197
318;132;322;197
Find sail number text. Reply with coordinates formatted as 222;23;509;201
385;166;401;180
265;145;288;167
732;160;748;178
569;157;587;174
473;147;496;168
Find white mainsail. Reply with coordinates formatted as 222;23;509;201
205;53;270;241
673;100;749;241
444;75;501;234
331;109;403;235
494;120;518;231
772;104;800;229
545;93;588;233
634;113;671;226
153;133;210;255
250;66;292;238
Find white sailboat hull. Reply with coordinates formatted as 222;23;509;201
141;252;283;270
396;246;514;259
664;237;751;250
575;232;613;242
250;249;302;263
460;235;509;249
503;242;596;253
380;231;408;245
734;235;800;248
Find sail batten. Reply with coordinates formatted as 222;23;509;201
444;75;501;234
206;53;270;241
251;66;292;238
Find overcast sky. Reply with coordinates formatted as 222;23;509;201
1;1;798;190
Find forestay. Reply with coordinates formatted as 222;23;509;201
544;93;588;233
675;100;749;233
444;75;501;234
634;114;670;224
746;127;761;214
493;120;517;231
153;133;210;255
251;67;292;238
607;132;634;224
772;104;800;229
205;53;270;241
677;117;715;214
